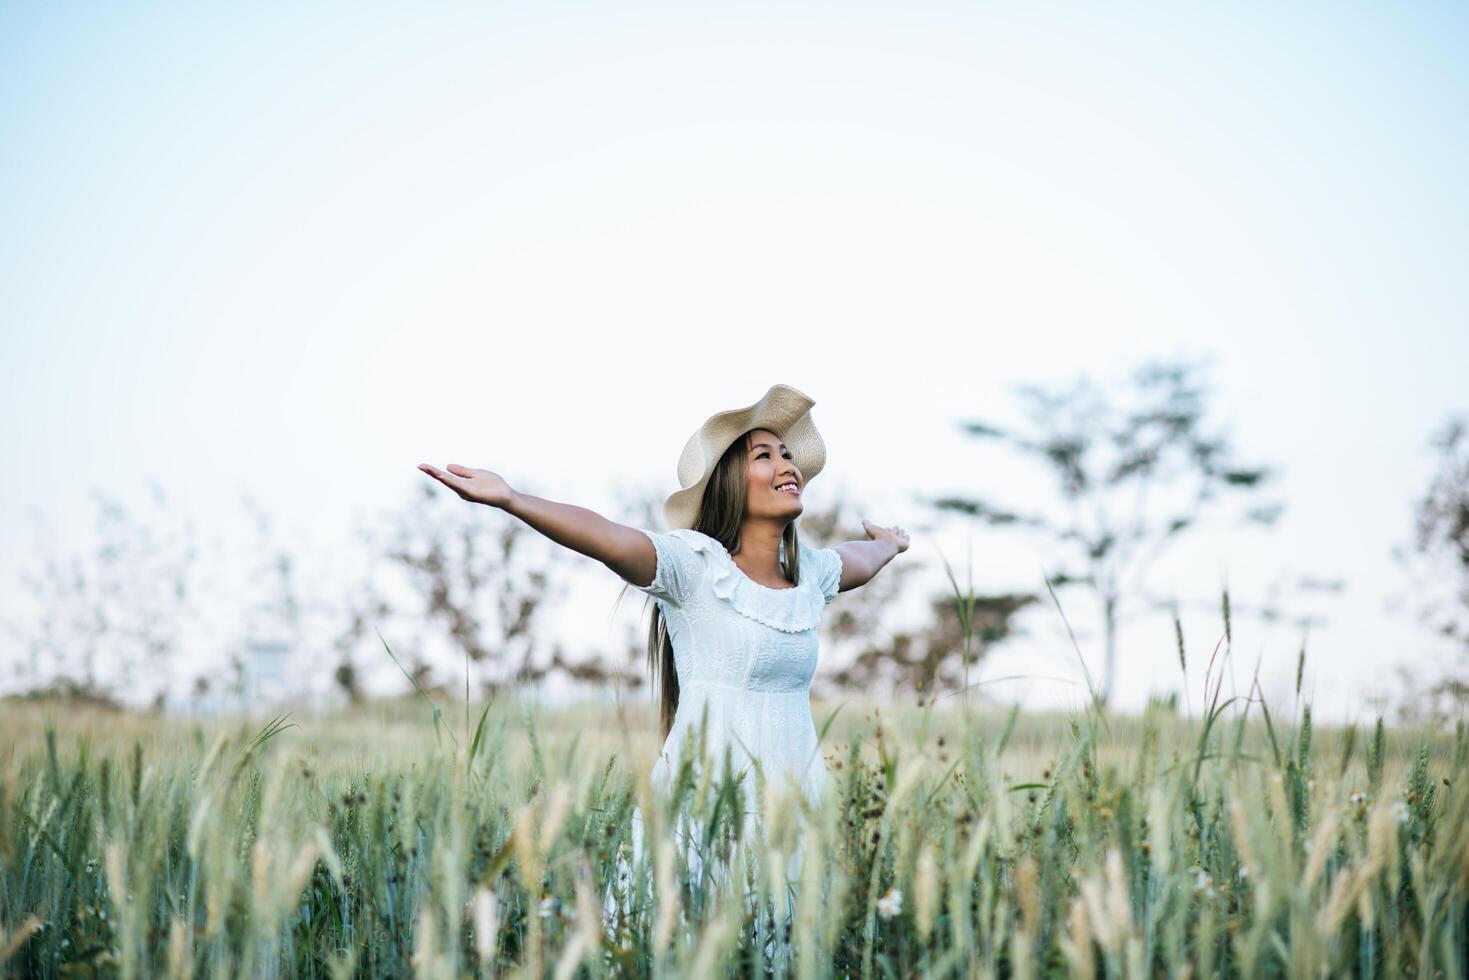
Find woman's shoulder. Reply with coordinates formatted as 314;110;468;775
669;530;833;581
796;536;837;566
798;539;844;604
630;528;722;607
658;528;727;558
638;529;731;582
664;527;714;545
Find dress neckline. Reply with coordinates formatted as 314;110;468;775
696;531;800;592
730;563;798;592
667;528;825;633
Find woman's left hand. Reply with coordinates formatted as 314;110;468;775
860;519;910;555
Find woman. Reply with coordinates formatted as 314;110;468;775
418;383;908;938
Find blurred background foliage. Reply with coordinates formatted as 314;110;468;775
3;357;1464;726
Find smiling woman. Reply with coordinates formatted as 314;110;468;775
417;382;910;942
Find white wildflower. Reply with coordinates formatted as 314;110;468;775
537;895;556;918
877;888;903;918
1237;865;1249;880
1390;800;1409;824
1349;788;1369;805
1193;869;1214;895
472;889;499;965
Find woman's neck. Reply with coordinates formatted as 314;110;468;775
734;522;789;584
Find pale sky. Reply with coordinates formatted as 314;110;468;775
3;1;1466;722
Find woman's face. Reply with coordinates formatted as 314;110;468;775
744;428;803;520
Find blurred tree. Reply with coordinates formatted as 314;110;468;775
218;491;355;710
209;492;306;709
328;573;391;704
5;481;206;708
1390;413;1469;720
235;493;301;647
604;479;1035;702
1140;566;1344;637
821;590;1037;702
338;481;572;698
794;489;1034;701
931;357;1284;706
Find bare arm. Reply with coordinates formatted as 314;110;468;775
417;463;657;587
833;519;911;590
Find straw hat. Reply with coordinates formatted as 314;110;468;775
663;383;827;530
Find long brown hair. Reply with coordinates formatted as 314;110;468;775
646;429;805;742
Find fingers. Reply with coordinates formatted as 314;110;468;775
446;463;473;477
860;517;909;538
418;463;464;489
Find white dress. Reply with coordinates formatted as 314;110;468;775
604;527;844;931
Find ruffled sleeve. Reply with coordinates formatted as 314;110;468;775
807;545;844;604
629;528;706;608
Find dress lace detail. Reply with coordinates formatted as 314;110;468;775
689;532;828;633
635;528;842;631
620;524;846;805
609;527;846;942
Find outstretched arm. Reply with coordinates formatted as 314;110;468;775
832;519;910;591
416;463;658;587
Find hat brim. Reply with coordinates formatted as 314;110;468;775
664;384;826;530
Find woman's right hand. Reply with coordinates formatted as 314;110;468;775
417;463;516;509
